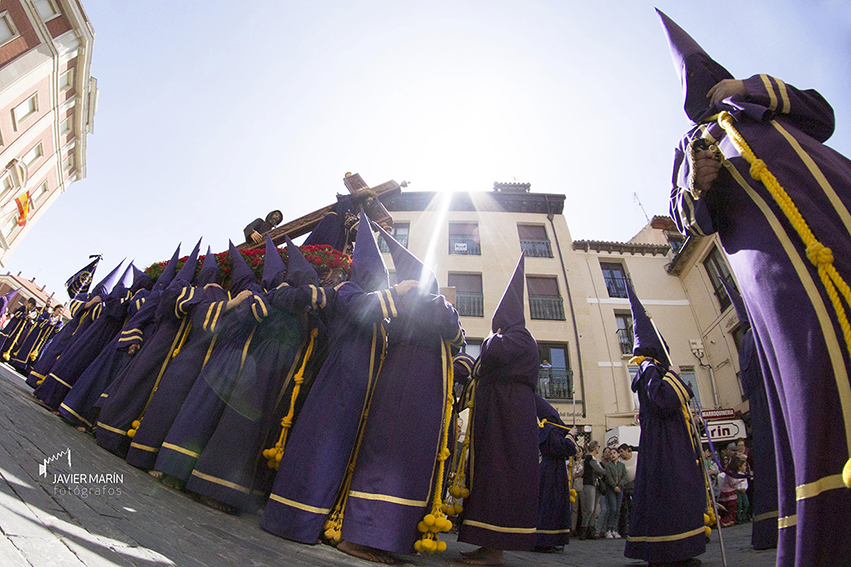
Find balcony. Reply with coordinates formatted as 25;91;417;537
520;239;553;258
604;274;629;299
711;273;737;311
455;291;484;317
449;237;481;255
538;368;573;399
616;328;633;355
529;295;565;320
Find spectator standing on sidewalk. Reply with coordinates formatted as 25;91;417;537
617;444;636;537
580;440;604;540
570;446;584;537
597;448;627;539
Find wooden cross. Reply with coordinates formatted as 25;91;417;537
238;173;402;250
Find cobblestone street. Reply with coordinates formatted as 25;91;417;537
0;364;776;566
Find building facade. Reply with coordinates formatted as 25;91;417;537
0;0;96;266
0;270;66;316
378;183;747;448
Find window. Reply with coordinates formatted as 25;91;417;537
33;0;60;21
538;343;572;399
0;11;19;46
600;262;629;299
23;143;43;167
61;115;74;135
678;366;700;406
63;151;75;172
703;246;736;311
31;181;48;203
527;276;565;320
518;224;553;258
615;311;633;355
448;273;483;317
627;366;640;410
4;215;18;237
12;94;38;128
378;222;409;253
60;69;74;90
0;174;13;200
449;222;480;255
463;340;481;359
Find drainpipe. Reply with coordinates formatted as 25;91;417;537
546;196;586;418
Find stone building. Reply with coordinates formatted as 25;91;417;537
378;183;747;447
0;0;96;266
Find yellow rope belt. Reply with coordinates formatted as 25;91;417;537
717;111;851;487
263;327;319;469
323;323;387;544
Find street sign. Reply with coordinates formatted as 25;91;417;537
700;419;746;443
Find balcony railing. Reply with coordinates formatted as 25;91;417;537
520;239;553;258
711;273;736;311
529;295;566;320
449;237;481;255
455;291;484;317
538;367;573;399
616;328;633;355
378;234;408;253
604;274;629;299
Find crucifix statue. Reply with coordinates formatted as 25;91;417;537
238;172;402;251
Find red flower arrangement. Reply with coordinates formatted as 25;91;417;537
144;244;351;288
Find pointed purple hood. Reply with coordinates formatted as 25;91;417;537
154;245;181;291
262;235;287;290
172;238;201;286
657;9;734;122
627;279;670;368
119;263;134;289
130;265;152;294
350;211;389;293
196;246;220;287
91;259;125;297
0;288;19;315
492;253;526;333
284;235;318;287
228;240;256;293
375;222;439;294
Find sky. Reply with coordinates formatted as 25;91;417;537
7;0;851;300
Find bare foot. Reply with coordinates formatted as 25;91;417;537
337;540;399;564
148;470;163;479
457;547;504;565
195;494;237;515
160;474;185;491
75;426;88;433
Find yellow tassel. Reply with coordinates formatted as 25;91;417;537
264;328;319;469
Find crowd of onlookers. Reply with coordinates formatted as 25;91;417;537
569;441;637;540
704;438;753;528
567;436;753;540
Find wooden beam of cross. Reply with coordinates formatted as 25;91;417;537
238;173;401;250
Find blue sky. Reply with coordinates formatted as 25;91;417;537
9;0;851;300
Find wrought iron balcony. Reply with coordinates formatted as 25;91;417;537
455;291;484;317
616;328;634;356
604;274;629;299
520;239;553;258
538;368;574;399
529;296;566;320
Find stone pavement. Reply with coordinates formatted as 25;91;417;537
0;363;777;567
